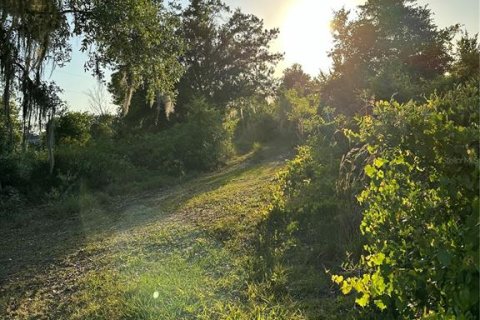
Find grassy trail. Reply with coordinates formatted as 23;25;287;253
0;147;304;319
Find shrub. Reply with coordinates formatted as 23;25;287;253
0;151;50;197
55;112;95;146
122;97;228;174
333;81;479;318
251;112;360;315
56;142;138;189
268;113;359;262
90;114;117;140
274;89;323;143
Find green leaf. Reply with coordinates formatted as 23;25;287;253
374;299;387;310
371;253;386;266
374;158;387;168
356;293;370;307
331;275;344;284
341;281;353;295
365;165;376;178
437;249;452;267
372;272;386;293
377;170;384;179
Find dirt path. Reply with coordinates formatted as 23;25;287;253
0;148;299;319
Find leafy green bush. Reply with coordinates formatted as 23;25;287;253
250;112;362;318
0;151;52;199
169;97;229;171
282;89;322;141
55;112;95;146
0;97;230;209
0;152;32;213
122;97;228;174
55;142;137;189
334;81;479;318
267;112;360;261
50;98;228;193
90;114;117;140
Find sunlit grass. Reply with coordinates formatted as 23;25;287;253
0;143;306;319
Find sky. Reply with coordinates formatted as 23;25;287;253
48;0;479;113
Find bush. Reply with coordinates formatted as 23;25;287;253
274;89;323;143
55;142;138;189
55;112;95;146
90;114;117;140
121;97;228;174
0;151;53;199
250;112;360;317
47;97;229;195
0;97;231;210
333;81;479;318
265;113;359;263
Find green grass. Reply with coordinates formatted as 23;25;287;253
0;143;311;319
0;142;360;319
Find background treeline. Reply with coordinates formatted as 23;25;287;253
0;0;478;318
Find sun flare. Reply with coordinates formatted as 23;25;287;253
281;0;358;75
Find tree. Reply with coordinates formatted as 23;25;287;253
0;99;21;154
78;0;185;116
451;33;480;82
107;80;170;134
321;0;457;115
108;0;282;130
0;0;184;151
280;63;312;94
276;63;321;137
0;1;69;152
175;0;282;115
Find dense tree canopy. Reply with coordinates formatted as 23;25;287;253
321;0;457;115
109;0;282;130
176;0;282;114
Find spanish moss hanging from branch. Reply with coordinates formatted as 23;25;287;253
0;0;69;151
0;0;185;156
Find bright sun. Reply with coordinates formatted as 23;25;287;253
281;0;356;75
